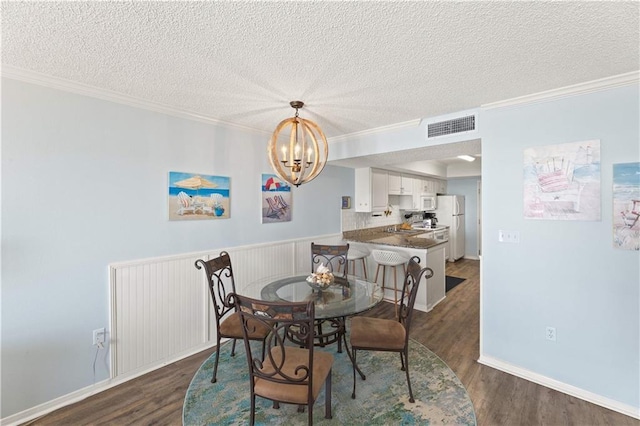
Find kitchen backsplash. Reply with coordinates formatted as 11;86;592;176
341;205;402;231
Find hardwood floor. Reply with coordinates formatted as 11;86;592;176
25;258;637;425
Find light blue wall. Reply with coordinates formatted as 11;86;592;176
0;78;354;417
445;178;480;258
481;84;640;409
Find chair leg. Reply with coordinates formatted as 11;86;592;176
361;258;368;280
400;351;406;371
392;266;399;318
374;264;381;284
250;394;256;425
325;369;332;419
230;338;237;356
211;336;221;383
351;349;357;399
403;347;415;403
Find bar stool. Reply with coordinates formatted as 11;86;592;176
347;248;369;280
371;249;409;317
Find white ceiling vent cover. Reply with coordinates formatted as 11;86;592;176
427;115;476;138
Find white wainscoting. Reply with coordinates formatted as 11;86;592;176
108;233;342;380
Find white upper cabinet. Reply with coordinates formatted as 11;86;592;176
400;175;413;195
357;168;447;211
355;168;388;212
412;179;423;209
388;172;413;195
388;172;401;194
371;169;389;211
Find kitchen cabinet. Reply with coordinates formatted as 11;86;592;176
371;169;388;211
420;178;446;195
355;168;388;212
401;175;413;195
424;180;435;194
342;240;446;313
388;172;401;194
388;172;413;195
412;179;423;209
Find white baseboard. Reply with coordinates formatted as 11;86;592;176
1;342;216;426
478;354;640;420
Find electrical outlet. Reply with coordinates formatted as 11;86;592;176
546;326;556;342
498;230;520;243
93;328;106;346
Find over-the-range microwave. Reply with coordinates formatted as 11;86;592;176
421;194;437;211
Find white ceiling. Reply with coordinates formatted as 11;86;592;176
2;1;638;172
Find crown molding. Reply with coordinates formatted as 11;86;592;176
482;71;640;110
327;118;421;144
1;65;270;136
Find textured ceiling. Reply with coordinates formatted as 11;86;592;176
2;1;639;168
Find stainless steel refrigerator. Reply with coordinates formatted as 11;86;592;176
435;195;465;262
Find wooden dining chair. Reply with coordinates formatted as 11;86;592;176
349;256;433;402
195;251;269;383
311;242;349;277
232;293;334;426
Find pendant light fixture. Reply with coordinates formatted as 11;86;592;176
267;101;328;187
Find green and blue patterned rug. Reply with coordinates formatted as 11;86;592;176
183;337;476;425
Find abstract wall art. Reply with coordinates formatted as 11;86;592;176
524;139;601;221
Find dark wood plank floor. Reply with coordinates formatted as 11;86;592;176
25;259;638;425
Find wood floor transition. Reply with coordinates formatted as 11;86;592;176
24;258;637;425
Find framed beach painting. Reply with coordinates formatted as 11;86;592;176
613;162;640;250
261;173;291;223
168;171;230;221
523;139;601;221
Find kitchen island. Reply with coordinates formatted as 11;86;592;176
343;226;447;313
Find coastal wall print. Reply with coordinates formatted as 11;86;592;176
261;174;291;223
524;139;601;221
168;171;230;221
613;162;640;250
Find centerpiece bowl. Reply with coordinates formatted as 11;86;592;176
306;272;335;291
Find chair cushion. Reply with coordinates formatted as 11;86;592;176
350;316;406;350
219;312;270;340
254;347;334;404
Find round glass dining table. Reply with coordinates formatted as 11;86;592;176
255;274;383;320
243;274;383;379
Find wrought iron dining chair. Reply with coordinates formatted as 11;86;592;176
232;293;334;426
310;242;349;277
310;243;350;349
349;256;433;402
195;251;269;383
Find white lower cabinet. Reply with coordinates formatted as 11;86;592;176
346;241;446;313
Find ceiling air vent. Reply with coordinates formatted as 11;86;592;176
427;114;476;138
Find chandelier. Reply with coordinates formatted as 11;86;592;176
267;101;328;187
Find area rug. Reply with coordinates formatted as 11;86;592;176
446;276;466;293
183;336;476;425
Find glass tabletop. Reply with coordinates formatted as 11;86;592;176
248;274;383;320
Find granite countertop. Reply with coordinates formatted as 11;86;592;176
343;226;447;250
